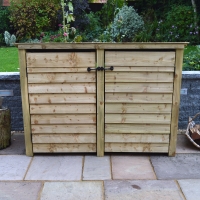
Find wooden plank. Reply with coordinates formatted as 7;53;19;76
31;114;96;124
169;49;184;156
105;72;174;83
28;83;96;93
17;42;188;50
32;133;96;143
105;51;175;67
33;143;96;153
105;143;168;152
105;103;172;114
105;82;173;93
108;66;174;72
31;124;96;134
96;49;105;157
30;104;96;114
28;73;96;83
105;114;171;124
105;93;173;103
19;49;33;156
27;67;88;73
105;134;169;143
29;94;96;104
105;124;170;134
27;52;95;68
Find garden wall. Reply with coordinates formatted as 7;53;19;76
0;71;199;131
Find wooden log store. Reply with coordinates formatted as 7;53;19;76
16;42;187;156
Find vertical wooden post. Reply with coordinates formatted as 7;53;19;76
97;49;105;156
169;49;184;156
19;49;33;156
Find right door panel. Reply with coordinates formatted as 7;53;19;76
104;51;175;153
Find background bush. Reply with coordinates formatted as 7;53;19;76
112;5;144;42
9;0;60;41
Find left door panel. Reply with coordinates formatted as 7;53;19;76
26;52;97;153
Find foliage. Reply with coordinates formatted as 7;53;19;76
4;31;16;46
163;5;199;44
71;0;90;30
9;0;61;41
183;45;200;71
112;5;144;42
96;0;126;29
0;47;19;72
80;12;103;42
0;7;12;34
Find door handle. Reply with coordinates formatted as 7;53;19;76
104;66;114;71
87;67;104;72
87;66;114;72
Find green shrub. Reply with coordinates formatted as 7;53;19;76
80;12;103;42
183;45;200;71
9;0;61;41
0;7;12;34
155;5;199;44
112;5;144;42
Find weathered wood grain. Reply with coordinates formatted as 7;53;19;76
105;143;168;152
29;94;96;104
105;51;175;67
105;134;169;143
105;103;172;114
32;133;96;143
105;113;171;124
31;124;96;134
105;82;173;93
33;143;96;153
31;114;96;124
28;83;96;93
27;52;95;68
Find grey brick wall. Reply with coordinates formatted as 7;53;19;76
0;72;23;131
0;72;200;131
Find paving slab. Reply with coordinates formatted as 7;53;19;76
104;180;184;200
176;134;200;153
0;155;31;180
178;179;200;200
0;181;42;200
25;155;83;181
83;156;111;180
0;134;25;155
111;156;156;180
151;154;200;179
40;181;103;200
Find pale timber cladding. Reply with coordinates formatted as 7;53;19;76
17;43;187;156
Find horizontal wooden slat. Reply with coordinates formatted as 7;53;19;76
105;83;173;93
28;83;96;93
30;104;96;114
17;42;188;50
31;125;96;134
105;143;168;152
31;114;96;124
105;72;174;82
105;103;172;113
32;133;96;143
29;94;96;104
105;51;175;67
108;66;174;72
105;124;170;134
28;73;95;83
33;143;96;153
27;52;95;68
27;67;90;73
105;114;171;124
105;134;169;143
105;93;173;103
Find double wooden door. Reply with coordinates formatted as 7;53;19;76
26;49;176;156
